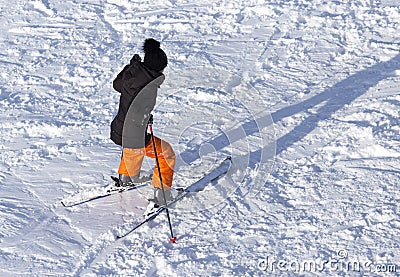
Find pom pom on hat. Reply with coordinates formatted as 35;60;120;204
143;38;168;72
143;38;160;53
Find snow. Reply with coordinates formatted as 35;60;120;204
1;0;400;276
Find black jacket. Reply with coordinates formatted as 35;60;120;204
110;55;163;147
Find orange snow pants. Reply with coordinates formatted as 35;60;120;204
118;136;175;189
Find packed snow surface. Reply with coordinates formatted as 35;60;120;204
0;0;399;276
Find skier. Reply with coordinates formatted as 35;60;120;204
110;38;179;213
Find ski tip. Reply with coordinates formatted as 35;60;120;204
170;237;177;243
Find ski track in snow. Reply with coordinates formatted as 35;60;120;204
1;0;400;276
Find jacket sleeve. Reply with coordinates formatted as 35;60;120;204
113;64;129;93
112;54;142;93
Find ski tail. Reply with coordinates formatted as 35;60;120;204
61;178;148;207
185;156;231;193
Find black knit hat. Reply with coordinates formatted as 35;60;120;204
143;38;168;72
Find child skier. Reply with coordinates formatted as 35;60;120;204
110;38;178;213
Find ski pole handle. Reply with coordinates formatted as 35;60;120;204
148;114;154;132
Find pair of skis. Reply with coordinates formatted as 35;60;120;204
117;156;232;239
61;156;232;239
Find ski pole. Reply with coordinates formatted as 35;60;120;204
149;123;177;243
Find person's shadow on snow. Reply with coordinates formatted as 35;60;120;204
177;53;399;196
272;53;400;155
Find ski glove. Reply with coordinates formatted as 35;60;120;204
148;114;154;125
130;54;141;64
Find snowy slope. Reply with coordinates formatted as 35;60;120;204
1;0;399;276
